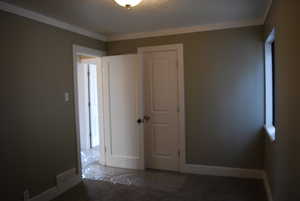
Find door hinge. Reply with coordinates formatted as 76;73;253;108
177;149;181;158
177;106;180;113
104;147;107;153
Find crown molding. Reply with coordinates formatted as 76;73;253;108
0;1;107;41
264;0;273;23
0;1;270;42
107;18;264;41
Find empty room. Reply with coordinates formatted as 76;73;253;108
1;0;299;201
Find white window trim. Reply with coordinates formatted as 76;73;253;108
264;29;276;142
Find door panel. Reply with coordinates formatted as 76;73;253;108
102;55;144;170
152;59;169;111
144;50;179;171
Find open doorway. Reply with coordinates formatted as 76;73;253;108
73;46;145;181
73;44;185;181
73;45;106;179
78;56;101;177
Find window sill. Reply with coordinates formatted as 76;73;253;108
264;125;276;142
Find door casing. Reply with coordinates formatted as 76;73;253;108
73;45;106;177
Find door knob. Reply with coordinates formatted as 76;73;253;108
137;118;144;124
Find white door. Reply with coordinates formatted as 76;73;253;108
143;50;180;171
102;55;144;170
77;61;91;151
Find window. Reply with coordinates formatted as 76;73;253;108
264;29;276;141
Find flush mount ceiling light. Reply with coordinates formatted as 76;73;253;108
114;0;143;8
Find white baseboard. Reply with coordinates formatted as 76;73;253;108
29;187;58;201
182;164;264;179
183;164;274;201
263;172;274;201
29;169;81;201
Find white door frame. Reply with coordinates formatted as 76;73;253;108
72;45;106;177
138;44;186;172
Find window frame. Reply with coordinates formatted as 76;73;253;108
264;29;276;142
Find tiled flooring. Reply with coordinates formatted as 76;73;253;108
53;162;268;201
81;146;100;176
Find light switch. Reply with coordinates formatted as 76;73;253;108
64;92;70;102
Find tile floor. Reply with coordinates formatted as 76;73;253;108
81;146;100;175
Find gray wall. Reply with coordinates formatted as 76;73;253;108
264;0;300;200
0;11;105;201
107;26;265;169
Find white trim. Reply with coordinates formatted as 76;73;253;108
266;28;276;43
264;28;276;142
0;1;271;42
138;44;185;172
263;172;274;201
108;19;263;41
29;187;58;201
264;125;276;142
0;1;106;41
29;169;81;201
138;54;145;170
79;57;98;64
177;45;186;172
73;45;106;177
56;168;79;192
264;0;273;22
74;45;105;58
183;164;264;179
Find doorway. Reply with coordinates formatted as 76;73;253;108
77;57;101;176
73;44;185;180
73;45;106;178
73;46;145;178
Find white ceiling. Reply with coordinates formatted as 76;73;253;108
1;0;270;38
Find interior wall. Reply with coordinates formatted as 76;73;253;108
264;0;300;200
0;10;105;201
107;26;266;170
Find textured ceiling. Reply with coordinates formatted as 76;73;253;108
2;0;269;36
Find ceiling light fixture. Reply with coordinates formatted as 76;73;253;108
114;0;143;9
